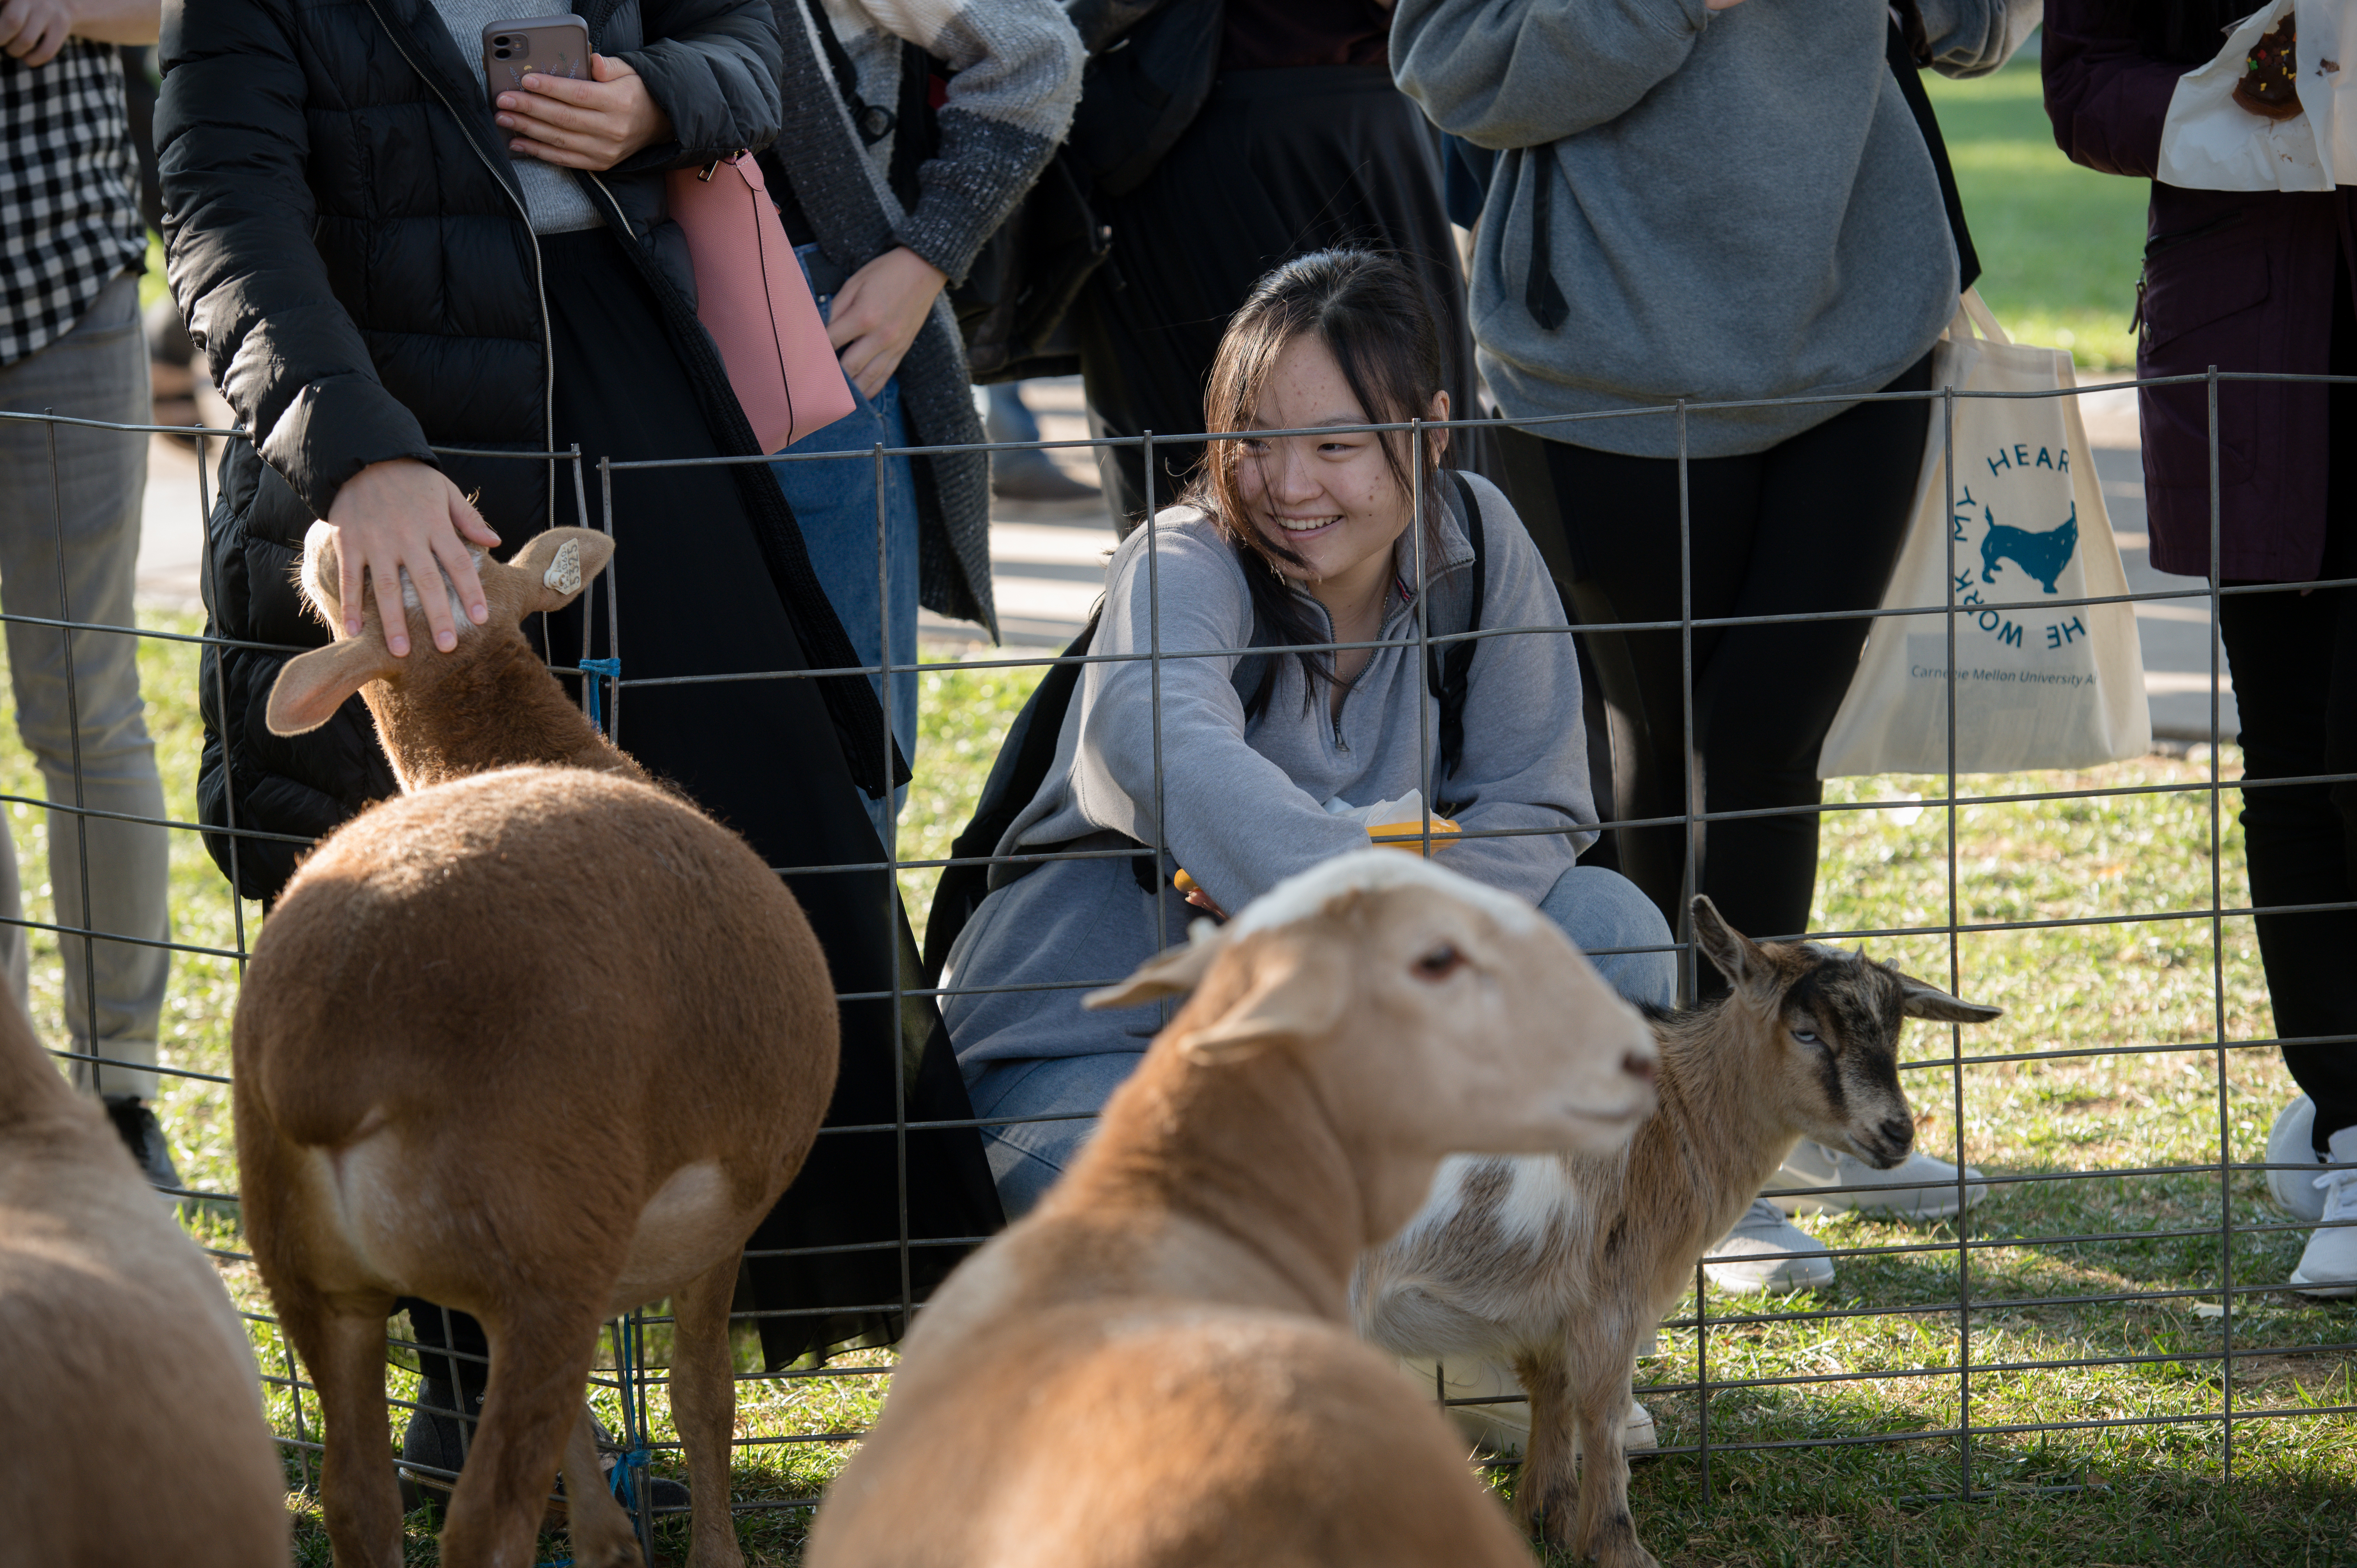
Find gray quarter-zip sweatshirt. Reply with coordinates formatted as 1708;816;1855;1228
943;471;1597;1068
1391;0;2036;459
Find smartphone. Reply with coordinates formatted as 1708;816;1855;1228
481;13;590;112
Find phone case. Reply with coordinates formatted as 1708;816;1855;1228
481;13;591;109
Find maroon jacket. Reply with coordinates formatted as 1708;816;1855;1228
2044;0;2356;583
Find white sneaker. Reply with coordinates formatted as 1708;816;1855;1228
1771;1141;1987;1219
2265;1096;2326;1222
2289;1125;2357;1300
1398;1357;1657;1460
1704;1198;1836;1293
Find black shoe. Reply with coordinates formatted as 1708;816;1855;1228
990;451;1100;502
102;1095;184;1195
397;1379;479;1516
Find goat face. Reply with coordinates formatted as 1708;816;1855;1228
1690;896;2000;1169
267;525;614;736
1091;852;1660;1160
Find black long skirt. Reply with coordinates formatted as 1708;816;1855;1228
399;230;1000;1395
1073;64;1489;525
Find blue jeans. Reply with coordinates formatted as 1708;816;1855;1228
968;862;1675;1218
770;245;919;856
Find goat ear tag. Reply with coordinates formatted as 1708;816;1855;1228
543;539;581;597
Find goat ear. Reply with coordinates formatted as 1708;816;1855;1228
1689;895;1771;993
507;528;615;614
1898;978;2003;1024
1175;952;1345;1065
267;637;397;736
1085;923;1229;1010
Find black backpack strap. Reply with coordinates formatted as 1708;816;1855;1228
919;612;1099;983
1430;469;1485;808
1229;602;1276;722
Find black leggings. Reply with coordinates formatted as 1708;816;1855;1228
2212;252;2357;1152
1496;351;1935;981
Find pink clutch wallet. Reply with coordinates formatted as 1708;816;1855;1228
666;152;855;454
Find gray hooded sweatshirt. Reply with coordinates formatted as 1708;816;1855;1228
1391;0;2037;458
944;471;1597;1069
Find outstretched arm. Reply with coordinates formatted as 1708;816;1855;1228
160;0;495;652
1;0;156;64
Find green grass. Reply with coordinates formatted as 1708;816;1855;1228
1924;55;2150;371
9;618;2349;1565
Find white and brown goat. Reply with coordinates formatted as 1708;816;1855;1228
0;971;290;1566
806;852;1661;1568
237;525;839;1568
1355;897;2001;1568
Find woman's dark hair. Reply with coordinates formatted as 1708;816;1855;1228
2138;0;2260;62
1182;247;1450;715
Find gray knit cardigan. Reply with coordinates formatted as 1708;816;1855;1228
770;0;1084;637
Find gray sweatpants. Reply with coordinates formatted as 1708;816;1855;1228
0;272;171;1100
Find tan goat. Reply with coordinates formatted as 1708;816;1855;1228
0;973;289;1566
1355;897;2000;1568
239;524;839;1568
806;851;1661;1568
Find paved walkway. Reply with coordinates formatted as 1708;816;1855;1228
134;376;2235;745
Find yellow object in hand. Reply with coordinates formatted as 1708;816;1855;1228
1171;817;1458;895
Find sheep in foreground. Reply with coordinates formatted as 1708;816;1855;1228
240;525;839;1568
806;851;1661;1568
0;973;289;1567
1355;897;2001;1568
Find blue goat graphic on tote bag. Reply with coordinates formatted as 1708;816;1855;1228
1979;503;2078;593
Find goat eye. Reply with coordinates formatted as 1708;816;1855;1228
1413;944;1464;981
1793;1028;1823;1047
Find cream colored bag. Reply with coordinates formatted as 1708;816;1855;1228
1816;294;2150;779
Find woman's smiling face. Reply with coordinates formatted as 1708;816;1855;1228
1233;332;1447;600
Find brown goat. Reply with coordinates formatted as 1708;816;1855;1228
807;852;1663;1568
239;524;839;1568
0;973;289;1567
1355;897;2001;1568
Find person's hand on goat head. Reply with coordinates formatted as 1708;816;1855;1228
324;459;502;657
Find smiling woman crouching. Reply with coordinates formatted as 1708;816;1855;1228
939;250;1675;1218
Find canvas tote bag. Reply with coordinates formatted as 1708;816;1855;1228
667;153;855;454
1817;293;2150;778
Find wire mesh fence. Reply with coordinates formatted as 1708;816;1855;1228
1;366;2350;1560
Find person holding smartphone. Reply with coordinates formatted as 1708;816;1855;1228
156;0;963;1502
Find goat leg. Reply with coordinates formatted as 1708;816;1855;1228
285;1290;405;1568
670;1254;748;1568
436;1299;623;1568
561;1402;640;1568
1567;1353;1655;1568
1507;1346;1578;1548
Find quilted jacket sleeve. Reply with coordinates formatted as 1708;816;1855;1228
157;0;440;527
616;0;785;171
2041;0;2182;178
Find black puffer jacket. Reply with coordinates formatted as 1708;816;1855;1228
159;0;889;897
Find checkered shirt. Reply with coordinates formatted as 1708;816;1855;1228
1;42;145;368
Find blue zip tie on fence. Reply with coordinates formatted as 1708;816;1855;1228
580;657;619;731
